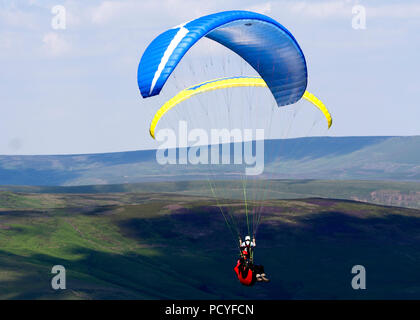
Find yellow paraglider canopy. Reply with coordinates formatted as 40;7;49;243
149;77;332;139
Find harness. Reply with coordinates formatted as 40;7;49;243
234;259;256;286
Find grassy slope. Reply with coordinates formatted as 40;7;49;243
0;192;419;299
2;179;420;209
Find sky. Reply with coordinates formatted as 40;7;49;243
0;0;419;155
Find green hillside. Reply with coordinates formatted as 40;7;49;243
0;192;419;299
2;179;420;209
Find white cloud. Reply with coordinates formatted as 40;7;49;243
245;2;272;15
0;32;13;50
287;1;348;18
368;3;420;19
91;1;126;25
0;5;39;29
279;0;420;19
42;32;70;56
1;0;420;154
89;0;201;26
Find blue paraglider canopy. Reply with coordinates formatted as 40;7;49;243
137;10;307;107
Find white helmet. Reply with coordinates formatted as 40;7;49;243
245;235;251;245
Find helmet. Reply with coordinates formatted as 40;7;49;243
245;235;251;245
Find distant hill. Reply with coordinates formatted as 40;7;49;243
0;136;419;186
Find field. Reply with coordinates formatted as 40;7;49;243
2;179;420;209
1;190;419;299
